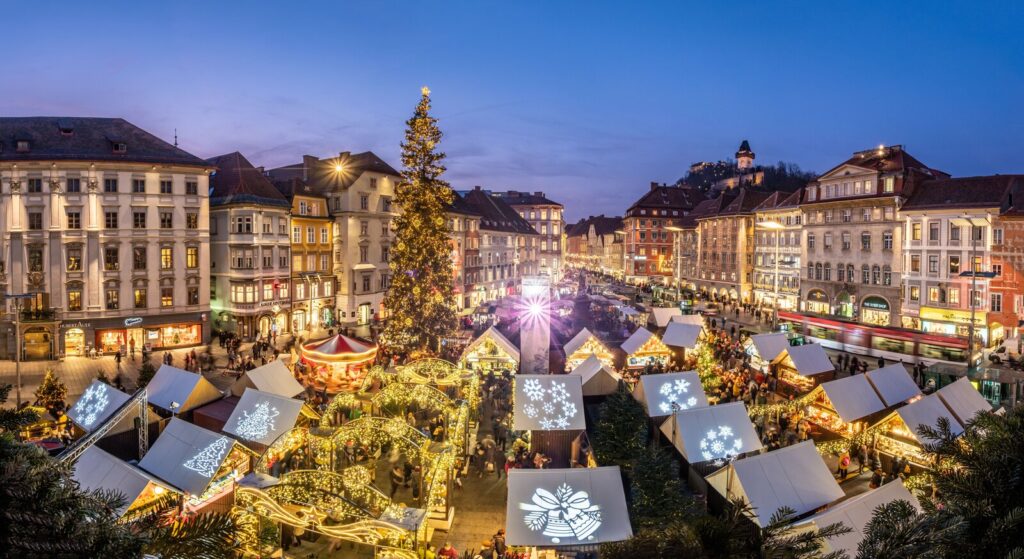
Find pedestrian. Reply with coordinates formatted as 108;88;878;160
878;356;885;369
129;337;136;360
869;468;884;489
836;450;850;479
389;465;405;498
438;542;459;559
493;529;507;558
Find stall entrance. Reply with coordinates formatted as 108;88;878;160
64;328;85;356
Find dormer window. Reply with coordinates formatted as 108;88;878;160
112;142;127;153
16;140;30;153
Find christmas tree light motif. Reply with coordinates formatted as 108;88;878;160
73;383;111;428
699;425;743;462
520;483;602;543
233;401;280;441
184;437;231;477
520;378;578;430
657;378;698;414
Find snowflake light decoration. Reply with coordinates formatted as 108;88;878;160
520;378;578;430
233;401;280;441
699;425;743;462
184;436;231;477
657;378;698;414
73;383;111;428
520;483;602;543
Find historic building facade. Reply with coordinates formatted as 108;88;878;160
459;187;539;302
566;215;623;278
693;189;771;303
0;117;212;359
494;191;564;280
751;190;803;311
623;182;704;284
273;180;334;333
447;195;482;310
992;178;1024;349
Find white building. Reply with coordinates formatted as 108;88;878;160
494;191;564;280
459;187;540;303
751;189;803;311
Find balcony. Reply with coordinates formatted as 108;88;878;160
20;308;56;322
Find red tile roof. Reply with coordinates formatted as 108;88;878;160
902;175;1024;211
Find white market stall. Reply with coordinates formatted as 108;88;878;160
230;359;305;398
73;446;178;518
659;401;762;464
745;333;790;373
66;380;132;432
649;307;683;328
871;393;963;466
775;344;835;393
633;371;708;418
662;322;702;351
936;377;992;425
569;355;621;397
706;440;844;528
223;388;311;448
562;327;615;371
513;375;586;431
506;467;633;546
460;325;520;374
865;364;922;407
804;374;887;437
146;365;223;415
671;314;705;327
620;327;671;370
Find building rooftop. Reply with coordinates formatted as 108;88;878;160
625;183;706;217
207;152;290;208
752;188;803;212
568;215;623;237
459;187;539;234
493;190;563;207
902;175;1024;211
817;144;936;179
267;151;400;193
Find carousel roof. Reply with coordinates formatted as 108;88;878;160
302;334;377;361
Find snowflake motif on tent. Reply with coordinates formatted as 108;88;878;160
699;425;743;462
73;383;111;428
520;483;602;543
521;378;578;429
234;401;281;441
657;378;698;414
184;437;231;477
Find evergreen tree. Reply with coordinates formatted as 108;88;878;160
34;368;67;413
0;384;38;433
381;87;457;356
854;500;963;559
628;446;693;529
137;356;157;388
591;383;648;469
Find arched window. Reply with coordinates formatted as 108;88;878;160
847;264;855;282
815;263;823;280
872;265;881;285
837;263;845;282
862;265;870;284
883;265;892;286
824;263;832;281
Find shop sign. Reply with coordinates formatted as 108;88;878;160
258;300;286;308
920;306;986;326
861;297;890;311
61;321;91;331
807;290;829;302
124;317;143;327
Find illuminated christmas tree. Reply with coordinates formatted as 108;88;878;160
382;87;457;355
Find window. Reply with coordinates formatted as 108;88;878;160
807;264;814;279
161;287;173;307
320;254;328;271
160;211;173;229
306;254;315;271
292;226;300;243
862;265;870;284
27;178;42;193
992;227;1004;244
929;287;941;303
185;180;198;196
66;247;82;271
883;207;895;220
320;228;328;244
370;177;378;189
133;211;146;229
883;177;894;193
67;211;81;229
159;179;172;194
67;289;82;311
950;225;961;242
883;266;892;286
382;246;390;262
928;255;939;274
973;256;983;273
841;232;851;250
948;288;959;305
186;246;199;268
104;178;118;193
823;232;833;249
993;263;1003;277
307;227;314;243
841;209;852;223
186;212;198;229
105;211;118;229
360;221;368;236
911;223;922;240
106;288;119;310
295;283;305;299
28;212;42;230
112;142;127;153
882;232;893;250
262;250;272;269
263;282;274;301
823;263;832;281
929;222;940;242
872;265;881;284
279;219;287;235
837;264;845;282
862;208;872;222
360;195;369;210
104;247;119;271
910;255;921;273
132;178;145;193
160;247;173;269
279;249;289;269
949;256;961;274
133;247;146;270
971;290;983;308
382;197;392;212
278;281;288;299
861;232;871;250
814;263;822;280
134;288;147;309
807;233;815;250
233;216;252;233
362;275;371;292
323;280;332;296
67;178;81;193
910;286;920;301
825;210;834;223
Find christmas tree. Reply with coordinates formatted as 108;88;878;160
35;368;67;414
382;87;458;355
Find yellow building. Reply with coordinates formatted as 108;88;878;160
278;181;335;333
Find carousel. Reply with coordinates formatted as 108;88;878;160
299;334;379;393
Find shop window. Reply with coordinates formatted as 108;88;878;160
161;287;173;307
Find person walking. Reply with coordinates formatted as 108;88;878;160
836;450;851;480
493;529;507;559
438;542;459;559
389;465;405;498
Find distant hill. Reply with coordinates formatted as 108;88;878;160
678;160;816;194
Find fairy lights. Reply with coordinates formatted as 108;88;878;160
184;437;230;477
234;401;281;442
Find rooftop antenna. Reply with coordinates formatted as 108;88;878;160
174;128;178;147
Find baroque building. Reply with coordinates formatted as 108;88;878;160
623;182;704;283
751;190;804;311
493;191;564;280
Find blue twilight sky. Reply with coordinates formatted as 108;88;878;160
2;1;1022;221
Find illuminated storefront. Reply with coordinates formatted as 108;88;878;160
917;306;990;346
61;312;209;355
805;289;830;315
860;296;891;326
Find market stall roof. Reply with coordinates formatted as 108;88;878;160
67;380;132;432
617;306;640;317
568;355;621;396
146;365;223;414
662;322;702;349
506;467;632;546
563;327;598;359
223;389;307;446
817;375;886;422
659;401;762;463
936;377;992;425
706;440;844;528
139;417;240;496
461;325;521;363
620;327;659;355
633;371;708;418
792;480;919;556
782;344;834;376
302;334;378;362
230;359;304;398
650;307;683;328
865;364;922;406
513;375;586;430
73;446;176;517
888;393;964;443
671;314;705;327
749;333;790;362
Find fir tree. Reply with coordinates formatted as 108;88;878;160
382;87;458;355
34;368;67;413
591;383;648;469
137;356;157;388
628;446;693;529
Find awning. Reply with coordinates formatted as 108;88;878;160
620;327;654;355
649;307;682;328
139;418;240;496
147;365;223;414
935;377;991;425
865;364;922;406
783;344;834;376
568;355;621;396
817;375;886;422
513;375;586;431
889;393;964;443
662;323;701;350
67;380;131;432
749;333;790;362
223;388;307;446
633;371;708;418
506;467;632;546
73;446;177;517
230;359;305;398
659;401;762;463
706;440;844;528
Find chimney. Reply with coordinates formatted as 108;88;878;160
534;191;544;197
302;155;319;182
339;151;351;160
474;185;482;191
650;181;659;191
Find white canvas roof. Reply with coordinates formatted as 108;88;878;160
230;359;304;398
73;446;176;516
818;375;886;422
569;355;621;396
618;306;640;317
506;467;632;546
662;322;702;349
633;371;708;418
67;380;132;432
671;314;705;327
936;377;991;425
650;307;682;328
706;440;844;528
784;344;834;376
139;417;238;495
749;333;790;362
865;364;922;406
223;388;306;446
146;365;222;413
513;375;586;431
620;327;655;355
659;402;762;463
462;325;520;363
892;393;963;442
563;327;609;360
792;480;919;556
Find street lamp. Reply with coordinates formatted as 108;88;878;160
3;292;35;407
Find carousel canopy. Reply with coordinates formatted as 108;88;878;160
782;344;834;376
817;375;886;423
302;334;378;363
73;446;176;517
650;307;682;328
569;355;620;396
621;327;661;356
706;440;844;528
791;480;919;556
223;388;307;446
147;365;223;414
936;377;991;425
67;380;132;432
230;359;304;398
865;364;922;407
633;371;708;418
506;467;632;546
513;375;586;431
662;322;702;350
888;393;963;443
671;314;705;327
461;325;520;364
139;417;240;496
659;401;762;463
749;333;790;363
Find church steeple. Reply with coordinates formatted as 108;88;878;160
736;139;755;170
